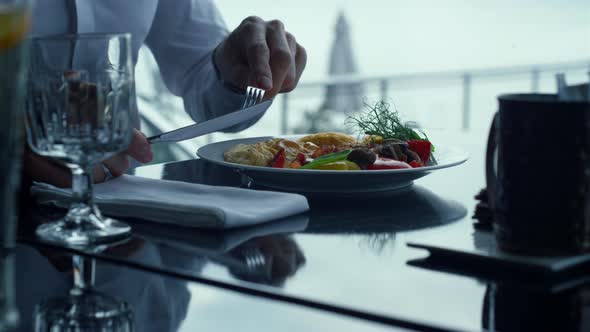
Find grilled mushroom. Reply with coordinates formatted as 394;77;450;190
377;141;409;162
347;148;377;169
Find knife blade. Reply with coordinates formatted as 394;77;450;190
147;100;272;143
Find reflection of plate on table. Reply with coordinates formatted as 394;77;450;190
197;135;469;193
304;185;467;234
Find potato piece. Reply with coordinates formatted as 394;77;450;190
297;132;357;147
361;135;384;145
224;142;278;166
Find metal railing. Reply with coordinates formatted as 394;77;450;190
280;59;590;133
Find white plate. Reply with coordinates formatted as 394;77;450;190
197;135;469;193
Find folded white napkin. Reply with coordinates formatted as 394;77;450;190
31;175;309;229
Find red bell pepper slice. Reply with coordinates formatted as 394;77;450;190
409;160;424;168
407;140;431;164
296;152;307;165
270;149;286;168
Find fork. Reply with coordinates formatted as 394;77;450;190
242;86;265;108
146;85;267;144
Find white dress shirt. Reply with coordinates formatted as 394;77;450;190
30;0;266;131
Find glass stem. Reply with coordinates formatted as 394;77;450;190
65;164;100;225
71;166;94;209
71;255;95;295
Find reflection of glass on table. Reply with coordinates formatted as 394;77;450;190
34;256;133;332
25;33;135;247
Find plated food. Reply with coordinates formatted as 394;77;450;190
199;101;467;193
224;132;432;171
199;136;467;193
224;101;434;171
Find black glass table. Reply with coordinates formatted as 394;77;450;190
17;130;590;332
12;244;408;332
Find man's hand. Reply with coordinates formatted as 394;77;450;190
100;129;153;178
214;17;307;99
24;129;153;188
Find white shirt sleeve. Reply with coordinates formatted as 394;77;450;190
144;0;267;132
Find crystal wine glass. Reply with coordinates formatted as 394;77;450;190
26;33;134;246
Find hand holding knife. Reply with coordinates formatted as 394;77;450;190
148;87;268;144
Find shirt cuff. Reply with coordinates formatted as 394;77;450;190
206;51;267;132
211;48;246;95
183;50;270;133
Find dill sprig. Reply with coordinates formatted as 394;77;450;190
346;101;427;141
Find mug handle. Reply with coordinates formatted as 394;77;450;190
485;112;499;212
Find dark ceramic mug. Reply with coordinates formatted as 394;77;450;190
486;93;590;255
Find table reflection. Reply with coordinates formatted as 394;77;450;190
34;286;133;332
19;157;476;330
132;214;309;288
159;159;242;187
305;185;466;234
16;245;191;332
160;159;467;277
482;282;590;332
160;158;466;243
227;235;305;287
25;158;468;291
23;202;310;289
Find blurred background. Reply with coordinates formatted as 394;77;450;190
136;0;590;163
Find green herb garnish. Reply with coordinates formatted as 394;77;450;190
346;100;434;151
300;150;351;169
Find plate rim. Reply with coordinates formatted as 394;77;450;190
196;135;469;174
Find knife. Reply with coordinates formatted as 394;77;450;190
147;100;272;144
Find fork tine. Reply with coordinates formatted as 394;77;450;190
255;88;264;104
258;89;265;102
242;86;253;109
248;87;258;107
252;89;260;106
248;89;257;107
242;86;266;109
251;88;260;106
246;87;255;108
241;87;248;109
